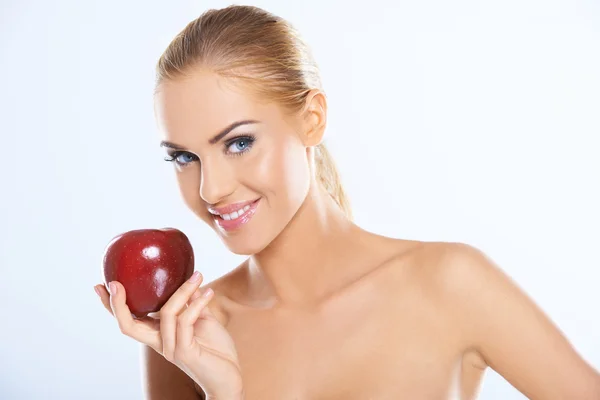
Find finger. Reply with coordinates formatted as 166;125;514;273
147;293;200;320
108;281;161;351
95;284;113;315
177;287;214;350
159;271;204;362
187;287;203;306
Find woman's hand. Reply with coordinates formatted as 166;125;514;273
94;272;245;399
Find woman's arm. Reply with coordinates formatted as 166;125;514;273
142;345;205;400
440;243;600;399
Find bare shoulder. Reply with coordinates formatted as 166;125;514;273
382;240;500;296
385;240;527;324
394;240;600;398
360;237;463;305
410;240;488;284
373;241;501;353
368;238;466;284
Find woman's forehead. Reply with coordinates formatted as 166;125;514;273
157;76;253;125
156;72;257;115
153;71;292;143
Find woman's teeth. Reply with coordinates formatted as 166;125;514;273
220;204;251;221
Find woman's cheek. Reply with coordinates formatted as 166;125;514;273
256;142;310;205
250;149;279;185
176;169;204;214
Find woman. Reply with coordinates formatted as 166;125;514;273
93;5;600;399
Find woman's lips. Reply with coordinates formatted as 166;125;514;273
208;199;259;216
213;199;260;232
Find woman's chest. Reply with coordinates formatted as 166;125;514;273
222;286;463;399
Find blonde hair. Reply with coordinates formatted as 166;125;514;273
154;5;352;220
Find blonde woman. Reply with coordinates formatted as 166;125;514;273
94;5;600;399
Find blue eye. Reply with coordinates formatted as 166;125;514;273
163;135;256;166
164;151;197;166
226;136;255;155
176;153;196;164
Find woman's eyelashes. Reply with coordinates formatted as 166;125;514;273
163;134;257;167
163;150;198;166
227;134;256;155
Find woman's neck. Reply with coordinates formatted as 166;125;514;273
245;180;364;308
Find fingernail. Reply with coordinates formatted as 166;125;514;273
202;288;213;298
109;281;117;295
189;271;201;283
94;286;101;297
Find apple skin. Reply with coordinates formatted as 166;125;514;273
102;228;194;318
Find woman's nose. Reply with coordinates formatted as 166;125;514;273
199;160;235;205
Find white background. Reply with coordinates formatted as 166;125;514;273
1;0;598;398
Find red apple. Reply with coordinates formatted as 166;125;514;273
102;228;194;318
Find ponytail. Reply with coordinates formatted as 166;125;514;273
315;143;352;220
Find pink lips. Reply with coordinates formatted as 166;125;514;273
208;199;258;216
213;199;260;232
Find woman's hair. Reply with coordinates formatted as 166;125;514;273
154;5;352;220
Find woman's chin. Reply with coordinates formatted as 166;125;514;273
221;235;267;256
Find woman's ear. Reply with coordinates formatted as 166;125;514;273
299;89;327;147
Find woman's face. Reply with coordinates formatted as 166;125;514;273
153;70;314;255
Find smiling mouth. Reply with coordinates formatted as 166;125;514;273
212;199;261;231
216;201;256;221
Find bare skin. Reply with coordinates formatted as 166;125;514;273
197;234;600;399
98;68;600;399
137;225;600;399
206;234;486;400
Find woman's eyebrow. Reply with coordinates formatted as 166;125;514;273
160;141;186;150
208;119;260;144
159;120;260;150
